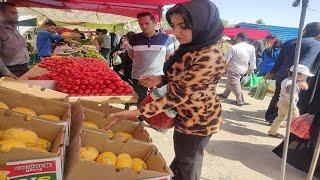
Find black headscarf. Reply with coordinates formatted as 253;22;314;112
163;0;224;75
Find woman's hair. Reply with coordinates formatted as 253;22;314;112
166;5;192;29
304;22;320;37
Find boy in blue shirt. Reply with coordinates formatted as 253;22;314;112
36;20;62;59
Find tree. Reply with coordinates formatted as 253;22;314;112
256;19;266;25
221;19;233;27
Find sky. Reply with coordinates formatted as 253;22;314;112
211;0;320;28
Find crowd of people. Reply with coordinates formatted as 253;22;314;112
1;0;320;179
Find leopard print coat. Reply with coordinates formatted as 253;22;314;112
140;45;226;136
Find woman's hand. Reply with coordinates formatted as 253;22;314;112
139;75;162;88
104;109;141;130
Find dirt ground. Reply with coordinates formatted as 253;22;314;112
143;77;315;180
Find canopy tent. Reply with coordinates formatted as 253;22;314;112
9;0;189;19
18;7;135;25
223;27;270;40
237;22;299;42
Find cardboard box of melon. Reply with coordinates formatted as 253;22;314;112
0;87;71;146
65;105;171;180
0;108;66;180
80;103;152;143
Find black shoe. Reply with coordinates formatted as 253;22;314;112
218;94;228;98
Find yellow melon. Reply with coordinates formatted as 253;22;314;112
84;122;98;129
132;158;147;173
2;128;38;147
39;114;61;122
116;153;133;170
34;138;52;151
0;170;9;180
0;130;5;140
105;130;114;139
0;139;27;152
80;147;99;161
0;101;9;110
11;107;36;121
114;132;133;142
96;151;117;165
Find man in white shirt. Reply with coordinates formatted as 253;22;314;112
219;32;256;106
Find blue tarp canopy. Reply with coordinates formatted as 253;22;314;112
236;22;299;42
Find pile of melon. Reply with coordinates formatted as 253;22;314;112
0;128;52;153
0;101;61;122
83;121;134;142
80;146;147;173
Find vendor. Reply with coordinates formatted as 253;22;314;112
105;0;225;179
0;2;29;79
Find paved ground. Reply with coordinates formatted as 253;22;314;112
144;78;314;180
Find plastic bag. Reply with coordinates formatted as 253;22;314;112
112;54;122;65
291;113;315;139
138;86;177;129
254;79;269;100
241;74;250;87
249;73;263;88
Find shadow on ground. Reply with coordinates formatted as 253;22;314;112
205;140;306;180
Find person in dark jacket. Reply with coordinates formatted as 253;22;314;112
264;22;320;123
272;54;320;177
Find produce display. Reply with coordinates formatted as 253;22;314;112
0;128;52;153
11;107;36;121
79;148;147;173
0;102;9;110
83;121;133;142
29;57;134;97
0;102;62;123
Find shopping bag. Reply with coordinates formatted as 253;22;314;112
291;113;315;139
249;73;263;88
241;74;250;87
138;86;177;129
112;54;122;65
254;79;269;100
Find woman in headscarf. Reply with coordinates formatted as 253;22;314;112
105;0;225;179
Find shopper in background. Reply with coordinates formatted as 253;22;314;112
257;40;282;76
100;29;112;64
0;2;29;78
264;22;320;124
125;12;174;104
268;64;313;138
105;1;225;179
219;32;256;106
36;20;62;59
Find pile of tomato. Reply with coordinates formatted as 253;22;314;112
29;57;134;96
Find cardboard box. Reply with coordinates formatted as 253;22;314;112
82;106;152;143
0;77;68;102
0;112;66;180
19;65;138;103
3;157;62;180
19;65;48;80
65;129;170;180
79;99;124;115
0;87;71;145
